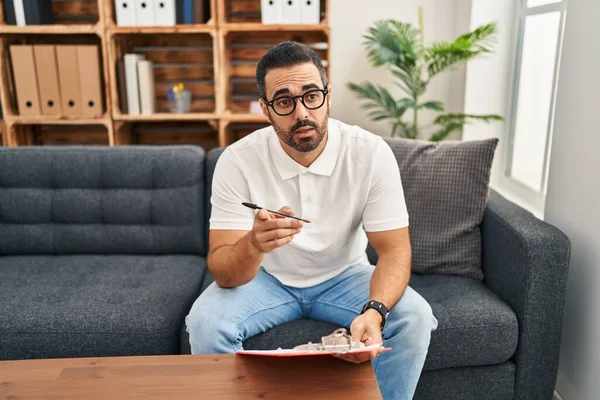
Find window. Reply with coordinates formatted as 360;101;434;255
506;0;567;196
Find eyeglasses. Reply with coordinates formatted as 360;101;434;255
266;88;329;116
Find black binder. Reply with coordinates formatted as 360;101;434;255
3;0;17;25
23;0;54;25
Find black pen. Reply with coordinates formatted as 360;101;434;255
242;202;311;223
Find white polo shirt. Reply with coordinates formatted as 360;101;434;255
209;118;409;288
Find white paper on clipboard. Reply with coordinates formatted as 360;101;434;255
236;343;391;357
235;328;392;357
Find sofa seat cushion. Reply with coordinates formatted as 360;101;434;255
411;274;518;370
0;255;206;360
240;274;518;370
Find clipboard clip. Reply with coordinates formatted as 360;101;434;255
293;328;365;352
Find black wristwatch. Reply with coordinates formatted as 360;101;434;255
361;300;390;330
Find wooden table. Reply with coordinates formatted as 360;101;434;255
0;353;382;399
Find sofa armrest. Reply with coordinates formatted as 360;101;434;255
481;190;570;400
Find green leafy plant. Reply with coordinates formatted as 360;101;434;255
347;8;503;141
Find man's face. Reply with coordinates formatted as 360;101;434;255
261;63;331;153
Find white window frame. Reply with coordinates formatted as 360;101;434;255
503;0;568;214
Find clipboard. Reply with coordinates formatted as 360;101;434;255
236;328;392;357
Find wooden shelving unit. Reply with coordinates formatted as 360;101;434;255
221;23;330;32
0;0;331;150
0;24;100;34
114;113;218;122
221;112;267;122
108;25;215;34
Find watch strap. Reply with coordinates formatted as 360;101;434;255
361;300;390;330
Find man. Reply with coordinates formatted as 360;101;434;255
186;41;438;400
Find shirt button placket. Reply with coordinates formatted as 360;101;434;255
299;173;312;220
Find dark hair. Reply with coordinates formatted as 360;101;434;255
256;41;328;100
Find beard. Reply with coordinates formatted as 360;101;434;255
269;106;329;153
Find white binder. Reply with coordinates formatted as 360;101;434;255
115;0;136;26
13;0;25;25
281;0;301;24
300;0;319;24
134;0;155;26
137;60;155;115
124;54;145;115
261;0;282;24
154;0;175;26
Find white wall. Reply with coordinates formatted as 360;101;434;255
465;1;600;398
329;0;472;139
462;0;516;145
460;1;550;217
544;0;600;398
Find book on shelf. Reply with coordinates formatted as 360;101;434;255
134;0;155;27
117;60;129;114
123;54;145;115
155;0;177;26
115;0;208;26
137;60;156;115
33;45;62;116
3;0;54;25
9;44;103;118
115;0;137;26
10;45;42;115
261;0;320;25
77;46;104;117
56;46;82;117
122;54;156;115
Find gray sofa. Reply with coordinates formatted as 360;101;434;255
0;145;570;400
0;146;208;359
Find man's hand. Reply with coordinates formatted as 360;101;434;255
333;310;386;363
250;206;303;253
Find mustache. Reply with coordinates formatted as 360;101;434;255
291;120;318;132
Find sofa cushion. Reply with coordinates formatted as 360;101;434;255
204;147;226;251
240;273;517;370
383;137;498;280
414;362;515;400
411;273;517;370
0;146;206;256
0;255;206;360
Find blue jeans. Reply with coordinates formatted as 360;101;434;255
186;264;438;400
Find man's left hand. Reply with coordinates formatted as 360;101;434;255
333;309;385;363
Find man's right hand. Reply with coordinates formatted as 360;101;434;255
250;206;303;253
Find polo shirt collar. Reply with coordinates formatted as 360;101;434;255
269;119;341;180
